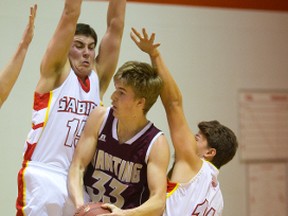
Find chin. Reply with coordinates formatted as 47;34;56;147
80;71;92;79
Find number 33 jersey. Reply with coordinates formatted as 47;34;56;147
84;107;163;209
23;69;101;171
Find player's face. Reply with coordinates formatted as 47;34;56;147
195;132;210;158
69;35;96;79
111;81;141;119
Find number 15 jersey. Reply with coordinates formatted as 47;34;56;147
22;69;100;171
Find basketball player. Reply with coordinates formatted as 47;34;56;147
68;61;170;215
0;4;36;108
16;0;126;215
130;28;238;216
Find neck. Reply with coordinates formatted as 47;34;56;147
117;117;149;144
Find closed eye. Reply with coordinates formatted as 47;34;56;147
195;134;200;141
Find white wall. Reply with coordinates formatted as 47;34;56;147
0;0;287;215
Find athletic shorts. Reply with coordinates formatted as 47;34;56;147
16;161;90;216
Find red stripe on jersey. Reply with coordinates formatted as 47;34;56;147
34;92;51;111
32;122;44;130
167;179;178;193
16;161;28;216
23;142;37;161
77;76;90;93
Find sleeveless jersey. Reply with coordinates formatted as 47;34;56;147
22;69;100;170
163;160;223;216
84;107;163;209
16;69;101;216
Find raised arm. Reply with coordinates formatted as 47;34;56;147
37;0;83;93
0;4;36;108
68;106;106;209
130;28;202;176
95;0;126;99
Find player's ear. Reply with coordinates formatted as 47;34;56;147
203;147;216;161
137;97;145;108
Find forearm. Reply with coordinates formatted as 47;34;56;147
107;0;126;30
124;194;165;216
150;51;183;110
64;0;82;18
97;0;126;97
68;164;86;209
0;4;36;107
58;0;82;37
39;0;82;85
0;42;29;105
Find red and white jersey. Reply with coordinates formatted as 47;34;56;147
23;69;101;171
16;70;100;216
164;160;223;216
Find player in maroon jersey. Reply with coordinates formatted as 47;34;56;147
69;61;170;215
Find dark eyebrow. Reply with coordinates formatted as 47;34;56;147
73;40;95;47
73;40;84;45
118;86;127;92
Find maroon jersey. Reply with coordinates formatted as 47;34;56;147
84;107;163;209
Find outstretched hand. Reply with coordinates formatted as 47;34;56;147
22;4;37;46
130;27;160;57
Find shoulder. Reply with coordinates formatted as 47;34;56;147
154;133;168;146
84;106;109;135
90;106;108;119
149;133;170;160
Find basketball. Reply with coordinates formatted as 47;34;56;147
74;202;111;216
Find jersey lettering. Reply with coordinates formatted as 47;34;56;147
64;118;86;147
95;149;143;183
192;199;216;216
58;96;97;116
86;170;128;207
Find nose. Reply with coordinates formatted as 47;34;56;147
111;91;117;101
83;46;89;57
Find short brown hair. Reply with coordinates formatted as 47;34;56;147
75;23;98;46
198;120;238;169
114;61;163;114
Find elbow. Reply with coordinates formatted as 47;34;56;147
109;17;125;36
161;86;183;111
163;97;183;112
170;99;183;108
